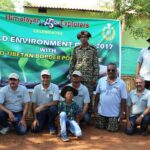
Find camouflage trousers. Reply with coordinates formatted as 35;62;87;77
95;115;119;132
81;81;94;113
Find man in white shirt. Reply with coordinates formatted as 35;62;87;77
68;71;90;124
31;70;59;134
0;73;30;135
94;63;127;132
126;76;150;135
136;38;150;89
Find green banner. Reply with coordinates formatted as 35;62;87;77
0;11;121;88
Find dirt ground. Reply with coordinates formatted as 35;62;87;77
0;124;150;150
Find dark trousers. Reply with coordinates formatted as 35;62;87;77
126;114;150;135
0;110;27;135
31;105;57;133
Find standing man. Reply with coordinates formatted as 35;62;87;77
94;63;127;132
69;30;99;111
126;76;150;135
136;38;150;89
0;73;30;135
31;70;59;134
68;70;91;124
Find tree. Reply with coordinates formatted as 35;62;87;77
112;0;150;39
0;0;15;12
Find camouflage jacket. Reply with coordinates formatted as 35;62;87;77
69;44;99;82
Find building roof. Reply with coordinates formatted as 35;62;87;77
24;0;113;12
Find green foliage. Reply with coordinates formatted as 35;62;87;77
0;0;15;12
113;0;150;39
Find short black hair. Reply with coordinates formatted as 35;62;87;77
107;63;117;69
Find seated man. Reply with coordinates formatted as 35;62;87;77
59;86;82;142
0;73;30;135
68;70;90;124
126;76;150;136
31;70;59;134
94;63;127;132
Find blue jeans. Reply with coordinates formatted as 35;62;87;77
32;105;57;133
59;112;82;137
0;110;27;135
126;114;150;135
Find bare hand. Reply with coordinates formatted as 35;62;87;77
77;113;84;121
136;116;143;124
8;111;15;122
127;120;132;128
19;119;26;127
93;107;98;116
31;119;39;129
120;114;126;121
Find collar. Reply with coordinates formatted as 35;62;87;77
41;83;51;91
70;83;82;90
133;89;147;95
79;44;90;50
106;76;119;84
8;85;19;92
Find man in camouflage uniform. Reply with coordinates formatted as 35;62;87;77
69;31;99;112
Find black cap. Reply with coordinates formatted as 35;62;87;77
61;86;78;98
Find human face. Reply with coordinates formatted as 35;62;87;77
9;78;19;90
71;76;81;88
135;78;145;92
41;75;50;86
80;35;89;45
65;91;73;103
107;65;117;79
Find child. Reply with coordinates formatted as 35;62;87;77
58;86;82;142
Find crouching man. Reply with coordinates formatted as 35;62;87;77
0;73;30;135
31;70;59;134
126;76;150;136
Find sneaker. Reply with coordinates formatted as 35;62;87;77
50;130;56;135
0;127;9;135
61;135;70;142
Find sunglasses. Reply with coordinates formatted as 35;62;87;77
107;69;116;72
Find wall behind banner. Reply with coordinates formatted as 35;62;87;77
0;11;121;88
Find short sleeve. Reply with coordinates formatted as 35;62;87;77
53;85;60;101
23;87;30;103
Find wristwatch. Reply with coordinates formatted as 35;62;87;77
140;114;144;118
122;112;126;115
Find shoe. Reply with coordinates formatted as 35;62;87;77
0;127;9;135
141;130;148;136
50;130;56;135
61;135;70;142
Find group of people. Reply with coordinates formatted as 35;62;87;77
0;30;150;142
0;70;90;142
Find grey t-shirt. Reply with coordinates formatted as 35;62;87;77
0;85;30;112
31;83;59;106
68;83;90;110
127;89;150;116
